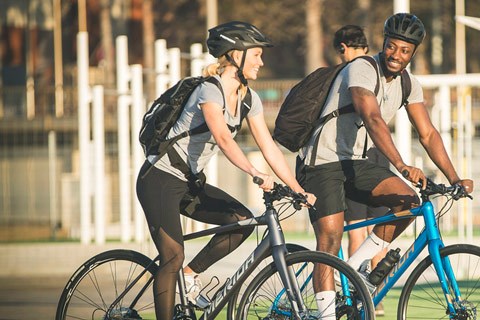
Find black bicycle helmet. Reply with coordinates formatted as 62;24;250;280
207;21;273;58
384;13;426;46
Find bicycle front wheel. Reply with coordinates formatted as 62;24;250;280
236;250;375;320
226;243;309;320
56;249;158;320
398;244;480;320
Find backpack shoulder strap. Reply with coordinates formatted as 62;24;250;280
234;88;252;131
185;77;225;136
315;56;380;127
358;55;380;96
308;56;381;166
400;70;412;108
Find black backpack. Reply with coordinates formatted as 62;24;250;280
139;76;251;179
273;56;411;153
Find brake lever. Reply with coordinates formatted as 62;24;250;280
451;184;473;200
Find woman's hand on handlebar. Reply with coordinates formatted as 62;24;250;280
300;191;316;207
253;172;275;192
401;166;427;189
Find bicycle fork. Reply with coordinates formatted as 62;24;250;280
423;204;465;318
265;208;308;319
428;240;465;318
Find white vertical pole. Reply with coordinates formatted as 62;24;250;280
206;0;218;30
457;92;465;241
130;64;146;243
77;31;92;244
393;0;412;176
439;86;452;158
168;48;181;86
190;43;204;77
439;86;452;233
393;0;409;13
455;0;466;242
48;131;58;236
93;85;106;244
155;39;169;96
464;91;473;243
116;36;132;243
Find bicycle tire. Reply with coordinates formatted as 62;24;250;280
225;243;309;319
56;249;158;320
398;244;480;320
235;250;375;320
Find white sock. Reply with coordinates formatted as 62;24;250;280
315;291;336;320
347;232;390;270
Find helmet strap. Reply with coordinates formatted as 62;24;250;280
225;51;249;86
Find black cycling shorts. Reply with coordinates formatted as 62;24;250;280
302;160;396;223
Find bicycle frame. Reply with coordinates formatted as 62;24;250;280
179;192;307;319
106;193;309;320
340;198;463;316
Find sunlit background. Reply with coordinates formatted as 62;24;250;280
0;0;479;249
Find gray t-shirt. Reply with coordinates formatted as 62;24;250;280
300;54;423;166
150;75;263;181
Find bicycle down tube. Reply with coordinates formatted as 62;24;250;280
341;200;464;314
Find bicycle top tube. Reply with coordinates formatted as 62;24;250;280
183;179;309;242
343;203;426;232
344;176;471;234
183;215;264;241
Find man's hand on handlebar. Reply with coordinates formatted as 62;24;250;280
401;167;427;189
401;171;474;200
450;179;474;200
456;179;474;195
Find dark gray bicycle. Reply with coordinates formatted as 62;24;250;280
56;178;374;320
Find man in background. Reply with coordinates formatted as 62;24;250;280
333;24;388;316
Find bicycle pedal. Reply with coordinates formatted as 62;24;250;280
173;304;195;320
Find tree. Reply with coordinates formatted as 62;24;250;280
305;0;325;74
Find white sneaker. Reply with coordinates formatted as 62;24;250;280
356;260;376;294
184;274;202;301
335;260;376;294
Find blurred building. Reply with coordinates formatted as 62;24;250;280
1;1;479;242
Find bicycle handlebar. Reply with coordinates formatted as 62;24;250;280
401;170;472;200
253;177;311;210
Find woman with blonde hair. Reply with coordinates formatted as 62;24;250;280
136;21;315;320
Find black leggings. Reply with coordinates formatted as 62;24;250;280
136;161;254;319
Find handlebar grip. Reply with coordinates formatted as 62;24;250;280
253;176;264;185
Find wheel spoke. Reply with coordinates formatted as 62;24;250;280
398;245;480;320
56;250;157;320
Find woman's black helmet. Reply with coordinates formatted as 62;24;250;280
384;13;426;46
207;21;273;58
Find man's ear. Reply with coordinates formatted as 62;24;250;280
339;43;346;54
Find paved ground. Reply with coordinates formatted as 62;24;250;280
0;276;68;320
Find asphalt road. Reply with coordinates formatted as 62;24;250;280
0;276;70;320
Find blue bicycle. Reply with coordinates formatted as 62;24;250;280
337;176;479;319
239;177;478;319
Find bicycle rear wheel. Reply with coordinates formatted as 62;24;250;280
56;249;158;320
236;250;375;320
398;244;480;320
